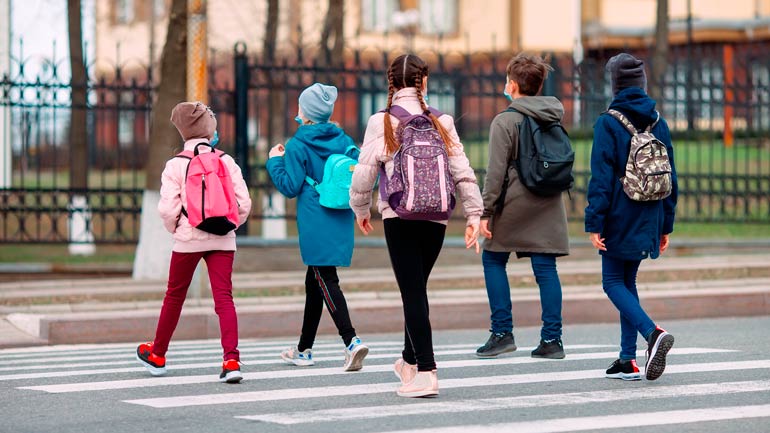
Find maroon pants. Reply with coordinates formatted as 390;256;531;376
152;250;239;361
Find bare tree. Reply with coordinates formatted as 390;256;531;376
133;0;188;279
67;0;87;190
264;0;282;148
650;0;669;105
319;0;344;70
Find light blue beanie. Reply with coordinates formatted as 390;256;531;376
298;83;337;123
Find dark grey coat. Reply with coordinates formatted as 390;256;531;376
481;96;569;255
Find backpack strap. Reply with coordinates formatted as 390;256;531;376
646;111;661;132
606;109;639;136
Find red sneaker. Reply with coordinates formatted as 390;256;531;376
220;359;243;384
136;342;167;376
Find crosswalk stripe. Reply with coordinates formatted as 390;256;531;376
237;379;770;425
122;359;770;408
372;403;770;433
16;347;724;391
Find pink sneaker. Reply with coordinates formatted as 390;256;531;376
393;358;417;385
397;370;439;398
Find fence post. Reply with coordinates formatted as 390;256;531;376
234;42;249;234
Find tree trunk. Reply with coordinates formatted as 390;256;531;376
145;0;188;191
650;0;669;106
67;0;87;190
319;0;344;81
133;0;188;279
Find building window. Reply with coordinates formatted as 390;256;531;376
361;0;398;32
115;0;135;24
419;0;457;35
751;63;770;131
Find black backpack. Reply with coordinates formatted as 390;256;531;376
506;108;575;197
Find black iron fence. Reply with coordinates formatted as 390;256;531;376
1;42;768;243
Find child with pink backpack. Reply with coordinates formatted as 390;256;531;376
136;102;252;383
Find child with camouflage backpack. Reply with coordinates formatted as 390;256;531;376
585;53;679;381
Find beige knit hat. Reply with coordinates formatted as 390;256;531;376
170;101;217;141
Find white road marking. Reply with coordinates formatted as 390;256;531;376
238;379;770;425
373;403;770;433
123;359;770;408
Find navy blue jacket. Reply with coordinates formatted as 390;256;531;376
584;87;678;261
266;123;357;267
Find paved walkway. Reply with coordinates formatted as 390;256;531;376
1;249;768;348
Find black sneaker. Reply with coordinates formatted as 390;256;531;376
531;338;565;359
605;359;641;381
645;327;675;380
476;332;517;358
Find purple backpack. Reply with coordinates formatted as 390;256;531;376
378;105;456;220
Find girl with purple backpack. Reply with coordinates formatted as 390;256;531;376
349;54;483;398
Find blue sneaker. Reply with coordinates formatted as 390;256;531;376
280;346;314;366
343;336;369;371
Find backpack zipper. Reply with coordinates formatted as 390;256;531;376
201;173;206;220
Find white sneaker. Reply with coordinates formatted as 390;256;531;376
280;346;314;366
343;336;369;371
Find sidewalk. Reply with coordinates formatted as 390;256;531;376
1;248;768;349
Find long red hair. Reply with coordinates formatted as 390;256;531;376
383;54;454;155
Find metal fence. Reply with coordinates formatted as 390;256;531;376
1;42;769;243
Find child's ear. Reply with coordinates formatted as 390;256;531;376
509;81;519;95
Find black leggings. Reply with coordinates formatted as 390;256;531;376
384;218;446;371
298;266;357;351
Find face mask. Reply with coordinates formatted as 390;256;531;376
294;115;303;125
503;79;513;102
210;130;219;147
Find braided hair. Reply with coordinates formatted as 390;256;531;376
383;54;454;155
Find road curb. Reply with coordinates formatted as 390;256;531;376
4;286;769;347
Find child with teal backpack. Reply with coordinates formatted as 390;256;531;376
267;83;369;371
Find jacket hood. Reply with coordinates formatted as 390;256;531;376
608;87;659;130
507;96;564;123
292;122;351;158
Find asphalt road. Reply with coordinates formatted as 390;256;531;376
1;316;769;433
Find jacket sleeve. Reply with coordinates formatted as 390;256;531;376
225;155;252;226
349;115;383;220
440;115;482;226
584;115;616;234
482;114;516;218
158;159;183;234
266;139;306;199
659;119;677;234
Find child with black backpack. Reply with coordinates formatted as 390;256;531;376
136;102;252;383
349;54;483;398
476;53;570;361
585;53;678;381
267;83;369;372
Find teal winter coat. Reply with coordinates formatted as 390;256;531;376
266;123;358;267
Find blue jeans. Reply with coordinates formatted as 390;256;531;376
601;255;657;360
482;250;563;340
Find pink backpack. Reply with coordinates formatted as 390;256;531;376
176;143;239;235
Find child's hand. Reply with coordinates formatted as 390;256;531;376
269;143;285;158
660;234;670;253
480;219;492;239
465;223;480;254
357;216;374;235
589;233;606;251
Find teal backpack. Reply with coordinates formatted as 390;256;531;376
305;145;360;209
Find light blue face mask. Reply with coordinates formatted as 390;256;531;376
503;79;513;102
295;116;303;125
210;130;219;147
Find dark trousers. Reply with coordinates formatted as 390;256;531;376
298;266;357;351
153;250;239;361
384;218;446;372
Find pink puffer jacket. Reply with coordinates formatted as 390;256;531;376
157;139;252;253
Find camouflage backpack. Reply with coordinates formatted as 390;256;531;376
607;109;672;201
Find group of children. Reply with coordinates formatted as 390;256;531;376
135;51;678;397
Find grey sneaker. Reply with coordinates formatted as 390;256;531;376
343;336;369;371
476;332;517;358
280;346;314;366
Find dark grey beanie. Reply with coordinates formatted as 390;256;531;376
606;53;647;95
